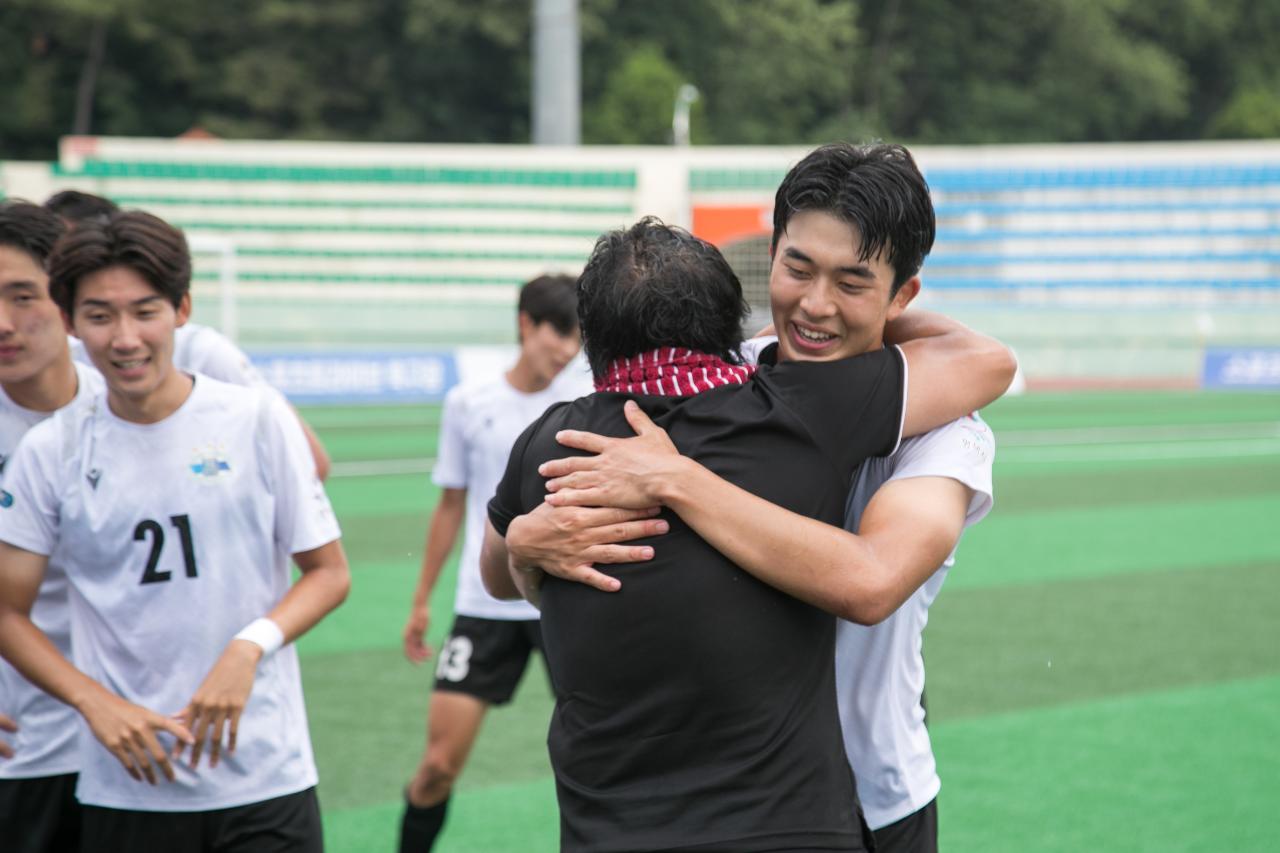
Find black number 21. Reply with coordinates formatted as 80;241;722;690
135;514;198;585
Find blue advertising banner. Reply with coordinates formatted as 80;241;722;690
252;351;459;403
1201;347;1280;390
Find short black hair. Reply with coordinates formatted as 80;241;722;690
43;190;120;226
518;274;579;336
577;217;748;379
48;211;191;316
771;142;936;292
0;201;67;268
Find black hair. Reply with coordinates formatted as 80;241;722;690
48;211;191;316
518;273;579;337
576;217;748;379
771;142;936;292
43;190;120;225
0;201;67;268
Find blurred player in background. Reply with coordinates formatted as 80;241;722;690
0;210;349;853
44;190;332;480
397;274;588;852
503;144;1002;852
0;201;103;853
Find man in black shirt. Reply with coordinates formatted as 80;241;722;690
482;218;1012;852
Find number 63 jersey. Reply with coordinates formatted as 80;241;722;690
0;375;341;812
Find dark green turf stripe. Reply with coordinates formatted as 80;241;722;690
323;777;559;853
320;427;438;462
924;560;1280;721
932;674;1280;852
300;556;454;659
304;647;554;812
953;494;1280;588
992;457;1280;512
983;390;1280;430
335;512;436;566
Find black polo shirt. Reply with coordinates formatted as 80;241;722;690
488;345;905;853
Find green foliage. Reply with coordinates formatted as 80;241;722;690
584;45;687;144
1209;86;1280;139
0;0;1277;160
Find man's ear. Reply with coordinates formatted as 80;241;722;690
516;311;533;343
62;310;76;337
176;292;192;327
886;276;921;322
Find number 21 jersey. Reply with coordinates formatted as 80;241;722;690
0;375;340;811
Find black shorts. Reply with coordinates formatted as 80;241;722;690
872;798;938;853
0;772;81;853
79;786;322;853
432;615;545;705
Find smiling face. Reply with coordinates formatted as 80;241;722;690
519;312;582;386
70;265;191;418
769;209;919;363
0;245;71;390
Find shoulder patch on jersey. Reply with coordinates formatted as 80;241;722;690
957;418;994;463
190;443;232;482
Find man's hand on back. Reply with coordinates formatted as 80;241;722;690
506;502;668;593
541;401;687;509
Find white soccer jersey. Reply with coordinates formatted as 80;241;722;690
0;362;103;780
0;375;340;811
836;414;995;829
71;322;265;387
434;368;592;620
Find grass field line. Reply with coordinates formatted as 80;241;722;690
330;458;436;477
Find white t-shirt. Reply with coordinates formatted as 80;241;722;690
0;375;340;811
836;415;995;829
0;362;103;780
433;368;592;620
71;322;264;388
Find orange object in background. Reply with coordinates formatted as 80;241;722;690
692;204;772;248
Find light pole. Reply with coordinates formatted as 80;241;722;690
673;84;700;146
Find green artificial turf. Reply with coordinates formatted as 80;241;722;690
294;390;1280;852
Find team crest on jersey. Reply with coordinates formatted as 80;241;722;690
0;489;12;508
190;443;232;482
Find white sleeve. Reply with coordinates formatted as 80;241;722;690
179;326;266;387
738;335;778;367
0;424;63;557
431;387;469;490
258;389;341;554
885;414;995;527
67;335;92;367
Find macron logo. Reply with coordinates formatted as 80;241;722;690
86;469;102;490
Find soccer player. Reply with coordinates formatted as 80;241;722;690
502;143;996;852
398;274;588;852
480;217;1013;851
46;190;332;480
0;201;103;853
0;210;350;853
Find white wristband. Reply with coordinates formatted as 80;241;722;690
234;617;285;657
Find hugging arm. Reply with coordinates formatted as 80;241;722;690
889;309;1016;437
537;403;972;623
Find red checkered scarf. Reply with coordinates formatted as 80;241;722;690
594;347;755;396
